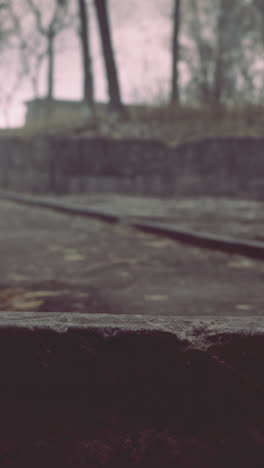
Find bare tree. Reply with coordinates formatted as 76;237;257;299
182;0;260;106
78;0;94;106
183;0;209;102
211;0;227;106
170;0;182;106
0;2;13;46
93;0;123;113
254;0;264;42
0;2;25;126
0;64;26;126
7;1;46;97
25;0;73;99
211;0;263;105
209;0;248;107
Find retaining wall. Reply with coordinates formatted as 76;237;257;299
0;135;263;198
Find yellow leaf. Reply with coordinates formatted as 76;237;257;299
0;288;25;298
23;290;61;299
228;258;255;269
7;273;28;281
64;253;86;261
47;245;62;252
12;299;44;310
144;294;168;302
235;304;253;311
117;271;130;278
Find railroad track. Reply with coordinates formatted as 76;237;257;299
1;189;264;260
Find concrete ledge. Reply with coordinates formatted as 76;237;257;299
0;313;264;466
0;310;264;334
1;312;264;395
0;190;120;223
132;219;264;259
1;190;264;260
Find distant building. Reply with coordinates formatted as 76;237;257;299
24;98;108;127
24;97;156;128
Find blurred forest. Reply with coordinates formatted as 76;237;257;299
0;0;264;140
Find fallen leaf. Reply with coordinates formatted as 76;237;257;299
47;245;62;252
11;299;44;310
23;290;62;299
235;304;253;311
63;248;86;261
228;258;255;269
65;255;85;261
0;288;25;298
7;273;28;281
117;271;130;278
144;294;168;302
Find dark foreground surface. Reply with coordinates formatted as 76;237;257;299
0;314;264;467
0;197;263;466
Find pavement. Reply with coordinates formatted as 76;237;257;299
0;195;263;316
60;194;264;241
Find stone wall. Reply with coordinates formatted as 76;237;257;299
0;135;263;199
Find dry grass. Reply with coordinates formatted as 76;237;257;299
2;104;264;145
122;104;264;145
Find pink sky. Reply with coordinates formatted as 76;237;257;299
1;0;172;127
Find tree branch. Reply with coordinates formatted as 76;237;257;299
25;0;46;35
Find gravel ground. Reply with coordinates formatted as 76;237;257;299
0;197;263;315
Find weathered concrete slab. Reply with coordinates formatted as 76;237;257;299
0;313;264;467
1;312;264;402
0;311;264;339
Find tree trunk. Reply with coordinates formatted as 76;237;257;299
32;74;39;97
211;0;226;107
47;33;54;100
94;0;123;112
78;0;94;106
171;0;181;106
